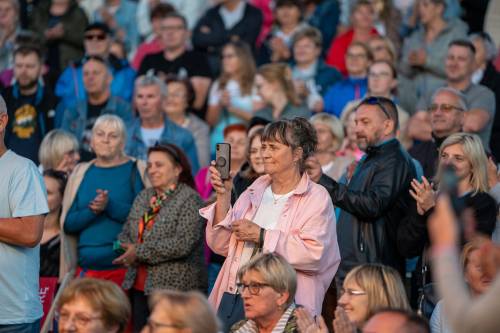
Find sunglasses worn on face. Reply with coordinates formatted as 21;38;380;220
85;34;106;41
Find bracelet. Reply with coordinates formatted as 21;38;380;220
259;228;265;248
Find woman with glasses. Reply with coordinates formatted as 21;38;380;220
38;129;80;174
231;252;299;333
115;143;206;332
144;290;219;333
296;263;410;333
201;118;340;331
60;115;146;284
57;277;130;333
207;41;263;156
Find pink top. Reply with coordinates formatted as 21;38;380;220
200;173;341;315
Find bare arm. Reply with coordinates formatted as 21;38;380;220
0;215;45;247
191;77;211;110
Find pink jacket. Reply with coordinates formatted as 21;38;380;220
200;173;340;315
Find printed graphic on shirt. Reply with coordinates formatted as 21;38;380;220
12;104;37;139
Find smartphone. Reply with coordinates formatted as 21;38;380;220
216;143;231;180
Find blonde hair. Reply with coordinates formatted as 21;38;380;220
57;278;130;333
437;133;489;194
237;252;297;307
461;238;485;270
310;113;345;151
344;264;410;321
38;129;79;170
219;41;256;96
149;290;220;333
257;63;301;106
92;114;127;146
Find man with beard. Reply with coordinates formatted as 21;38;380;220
310;96;416;282
2;45;58;163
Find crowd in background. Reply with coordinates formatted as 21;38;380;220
1;0;500;332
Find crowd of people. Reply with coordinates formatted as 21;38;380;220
1;0;500;332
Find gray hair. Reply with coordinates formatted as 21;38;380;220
0;0;19;14
0;95;7;114
39;129;79;170
92;114;127;145
237;253;297;308
469;33;497;61
134;71;167;97
431;87;468;110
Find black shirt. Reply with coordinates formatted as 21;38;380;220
40;234;61;278
80;100;108;161
138;50;212;79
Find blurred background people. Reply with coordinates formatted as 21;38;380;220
116;143;206;331
57;278;130;333
253;63;309;121
40;169;67;278
38;129;80;174
61;115;146;285
145;289;220;333
0;0;20;71
192;0;263;76
206;41;261;155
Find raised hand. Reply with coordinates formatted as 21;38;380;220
409;176;435;215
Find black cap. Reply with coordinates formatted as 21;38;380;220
84;22;111;35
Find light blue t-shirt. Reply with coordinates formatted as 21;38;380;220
0;150;48;324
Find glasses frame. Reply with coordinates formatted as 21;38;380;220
236;282;271;295
55;311;102;328
428;103;464;113
339;288;367;297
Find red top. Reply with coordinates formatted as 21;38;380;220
131;37;164;70
325;28;379;76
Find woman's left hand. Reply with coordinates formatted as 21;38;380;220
409;176;435;215
112;243;137;267
232;219;261;243
296;308;328;333
333;306;356;333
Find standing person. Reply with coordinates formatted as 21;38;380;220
125;74;199;173
60;55;133;161
315;96;416;281
201;118;340;331
192;0;263;76
40;169;66;278
253;63;310;122
115;143;206;331
325;0;379;76
55;22;136;110
206;41;262;155
0;95;48;332
60;115;146;285
3;45;59;164
138;12;212;113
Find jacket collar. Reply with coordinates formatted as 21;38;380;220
365;138;399;156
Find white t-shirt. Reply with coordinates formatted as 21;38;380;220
0;150;48;324
239;186;294;268
141;126;164;148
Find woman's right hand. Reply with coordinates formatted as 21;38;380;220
333;306;356;333
209;161;232;196
409;177;435;215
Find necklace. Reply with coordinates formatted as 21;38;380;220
271;190;287;205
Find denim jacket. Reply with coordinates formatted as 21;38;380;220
125;117;200;174
59;96;133;141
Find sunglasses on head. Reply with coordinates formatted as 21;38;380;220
363;96;392;119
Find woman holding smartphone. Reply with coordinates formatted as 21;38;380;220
200;118;340;331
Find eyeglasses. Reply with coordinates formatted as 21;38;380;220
428;103;464;113
368;71;391;79
339;288;367;297
84;34;106;41
55;311;102;328
346;52;367;60
236;282;271;295
363;96;392;119
145;318;186;332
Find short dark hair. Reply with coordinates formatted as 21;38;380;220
43;169;68;196
82;55;108;67
165;74;196;108
370;60;398;79
261;117;317;173
357;96;399;133
13;45;43;62
147;143;195;189
292;26;323;49
150;3;175;21
348;41;374;62
370;308;430;333
163;12;188;29
449;39;476;55
352;0;374;13
275;0;303;10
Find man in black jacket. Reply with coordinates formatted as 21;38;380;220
316;96;416;281
2;45;58;164
192;0;263;76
